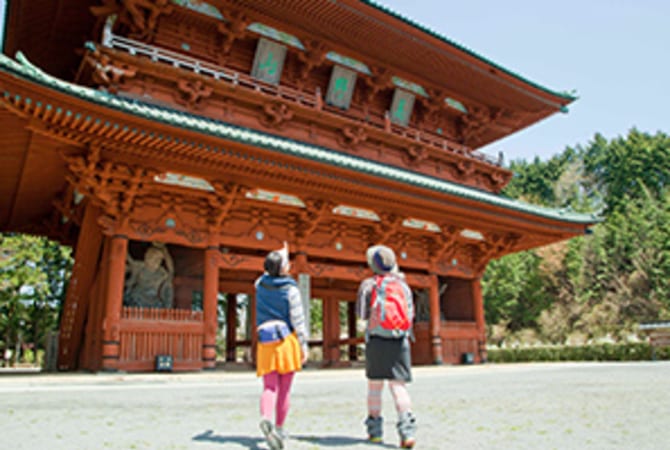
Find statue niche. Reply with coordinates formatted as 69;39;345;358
123;242;174;308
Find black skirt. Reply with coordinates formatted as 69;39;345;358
365;335;412;382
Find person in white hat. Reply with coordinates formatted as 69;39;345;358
357;244;417;448
255;242;308;450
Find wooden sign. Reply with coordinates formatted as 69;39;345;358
326;65;357;109
251;38;287;85
389;88;415;126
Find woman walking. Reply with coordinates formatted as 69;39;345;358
357;244;417;448
255;242;308;450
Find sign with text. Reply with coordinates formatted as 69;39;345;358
326;65;357;110
389;88;415;126
251;38;287;85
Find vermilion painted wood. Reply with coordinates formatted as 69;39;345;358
57;205;103;370
0;0;594;371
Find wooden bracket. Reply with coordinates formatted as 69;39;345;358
298;198;334;243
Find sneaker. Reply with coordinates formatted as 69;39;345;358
365;415;383;443
260;419;284;450
397;411;417;449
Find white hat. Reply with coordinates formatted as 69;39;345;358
366;244;398;274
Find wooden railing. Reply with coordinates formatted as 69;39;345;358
121;306;203;321
118;307;204;371
100;27;502;168
411;321;481;365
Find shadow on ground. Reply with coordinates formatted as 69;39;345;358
292;434;398;448
192;430;264;449
193;430;398;448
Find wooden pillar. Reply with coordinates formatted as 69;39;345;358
82;245;107;371
202;247;219;369
472;277;487;363
58;203;103;371
226;293;237;362
429;273;443;364
322;297;341;366
347;301;357;361
101;235;128;371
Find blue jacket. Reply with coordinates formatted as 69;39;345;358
255;274;298;328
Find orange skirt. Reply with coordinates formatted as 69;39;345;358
256;332;303;377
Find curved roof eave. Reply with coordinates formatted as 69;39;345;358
359;0;577;103
0;51;598;226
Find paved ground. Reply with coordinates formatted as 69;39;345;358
0;361;668;450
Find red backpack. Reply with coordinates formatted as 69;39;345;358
368;274;412;337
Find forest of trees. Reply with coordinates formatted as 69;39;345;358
483;129;670;346
1;128;669;364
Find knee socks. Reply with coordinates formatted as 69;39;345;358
389;380;412;414
367;380;384;417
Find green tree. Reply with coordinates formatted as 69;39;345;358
0;233;72;366
482;250;550;332
582;129;670;214
488;129;670;345
504;148;580;207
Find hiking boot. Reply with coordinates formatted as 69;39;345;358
276;426;288;442
365;415;383;443
260;419;284;450
397;411;417;448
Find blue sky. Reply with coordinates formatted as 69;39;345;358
0;1;5;52
1;1;667;162
377;0;670;161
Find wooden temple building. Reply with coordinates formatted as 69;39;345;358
0;0;598;372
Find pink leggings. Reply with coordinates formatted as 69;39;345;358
260;371;295;427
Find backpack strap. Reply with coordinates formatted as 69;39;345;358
377;275;390;323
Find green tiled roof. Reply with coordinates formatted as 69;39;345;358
360;0;577;102
0;52;598;225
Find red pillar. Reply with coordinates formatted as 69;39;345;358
202;247;219;369
472;277;487;363
347;301;357;361
101;235;128;371
294;252;308;274
226;294;237;362
429;273;443;364
58;203;103;371
322;297;341;366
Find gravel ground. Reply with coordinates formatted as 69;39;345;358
0;361;668;450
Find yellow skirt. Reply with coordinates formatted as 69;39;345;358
256;332;303;377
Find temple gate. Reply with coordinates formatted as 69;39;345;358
0;0;598;372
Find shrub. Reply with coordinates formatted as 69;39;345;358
486;342;661;363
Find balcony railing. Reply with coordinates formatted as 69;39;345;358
121;306;203;322
101;25;501;167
